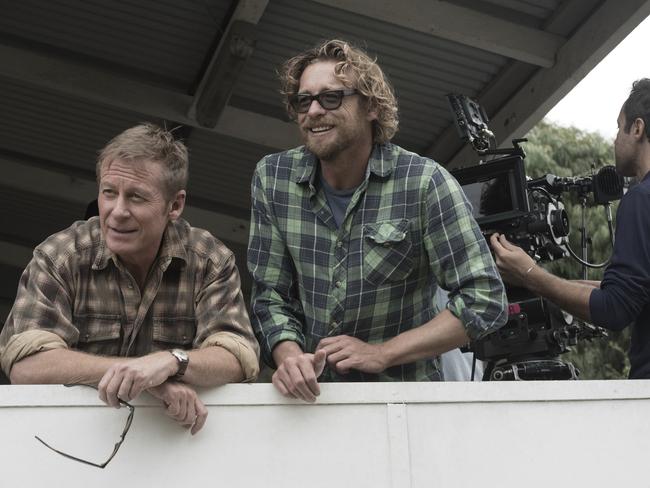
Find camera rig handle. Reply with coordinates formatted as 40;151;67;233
479;138;528;160
446;93;529;159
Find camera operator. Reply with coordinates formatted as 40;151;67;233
491;78;650;379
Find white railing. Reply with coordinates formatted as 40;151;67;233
2;381;649;487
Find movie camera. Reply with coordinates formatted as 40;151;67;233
447;94;624;380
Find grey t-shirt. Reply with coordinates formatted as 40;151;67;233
320;173;357;229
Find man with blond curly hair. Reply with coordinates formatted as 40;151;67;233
248;40;506;401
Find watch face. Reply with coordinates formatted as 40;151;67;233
171;349;189;377
173;349;189;362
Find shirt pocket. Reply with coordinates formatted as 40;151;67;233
75;314;122;356
152;317;196;350
362;219;414;286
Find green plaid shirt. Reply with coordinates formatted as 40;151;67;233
248;143;507;381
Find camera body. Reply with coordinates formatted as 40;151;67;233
451;155;570;263
451;156;576;372
446;93;620;379
449;151;619;377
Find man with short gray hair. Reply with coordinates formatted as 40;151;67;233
0;123;259;433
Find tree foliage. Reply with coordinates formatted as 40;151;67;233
522;120;629;379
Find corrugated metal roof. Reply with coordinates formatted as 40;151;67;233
0;75;276;214
187;129;277;211
489;0;560;19
0;0;642;313
0;77;148;176
0;0;233;90
233;0;509;154
0;184;85;246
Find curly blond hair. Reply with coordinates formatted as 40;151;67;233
96;123;188;200
280;39;398;144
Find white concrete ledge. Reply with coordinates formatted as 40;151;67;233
3;380;650;406
2;382;648;487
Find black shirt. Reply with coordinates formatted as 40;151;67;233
590;171;650;378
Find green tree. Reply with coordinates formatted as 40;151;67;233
522;120;629;379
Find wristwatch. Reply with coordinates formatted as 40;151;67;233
169;349;189;380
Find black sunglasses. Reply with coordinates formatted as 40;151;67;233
34;384;135;469
289;89;358;113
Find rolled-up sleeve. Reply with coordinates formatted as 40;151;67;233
589;187;650;330
194;253;260;382
1;330;68;376
0;250;78;377
423;166;508;339
247;164;306;368
200;331;259;382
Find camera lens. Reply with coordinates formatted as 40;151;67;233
550;208;569;237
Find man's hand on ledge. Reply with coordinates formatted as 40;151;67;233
148;381;208;435
98;351;177;407
272;349;327;403
317;335;387;375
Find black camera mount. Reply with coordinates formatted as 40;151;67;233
446;93;620;380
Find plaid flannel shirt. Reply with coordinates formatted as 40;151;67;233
0;217;259;380
248;143;507;381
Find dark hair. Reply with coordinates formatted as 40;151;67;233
622;78;650;142
280;39;398;144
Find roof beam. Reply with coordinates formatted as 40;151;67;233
1;156;251;247
189;0;269;127
429;0;650;169
0;43;298;150
312;0;564;67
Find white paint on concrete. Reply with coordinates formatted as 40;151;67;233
1;382;649;486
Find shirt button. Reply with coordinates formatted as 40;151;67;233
127;282;133;289
336;241;343;248
335;281;342;288
330;321;338;328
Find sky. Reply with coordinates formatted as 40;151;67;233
545;14;650;141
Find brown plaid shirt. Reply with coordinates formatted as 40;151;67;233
0;217;259;380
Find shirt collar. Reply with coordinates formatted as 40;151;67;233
367;143;396;178
294;143;395;185
294;147;318;185
641;169;650;184
92;220;188;271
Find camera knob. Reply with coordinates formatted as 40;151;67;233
550;208;570;237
